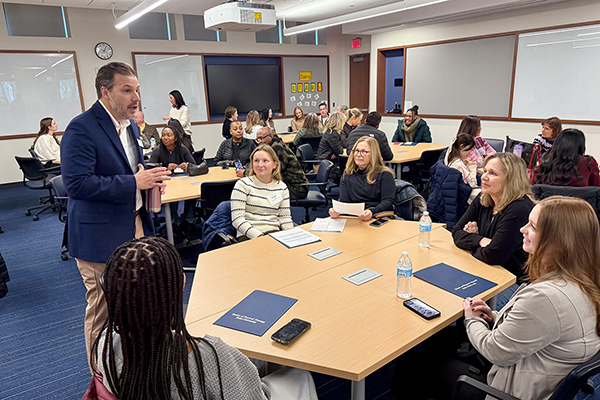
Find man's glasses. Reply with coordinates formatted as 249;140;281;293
256;135;272;143
353;149;370;156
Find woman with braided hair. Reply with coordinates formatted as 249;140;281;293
91;236;271;399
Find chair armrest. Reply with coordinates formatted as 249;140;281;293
55;196;69;201
216;232;238;247
44;166;61;173
298;182;328;187
452;376;520;400
373;211;396;219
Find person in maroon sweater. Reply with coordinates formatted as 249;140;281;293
532;128;600;187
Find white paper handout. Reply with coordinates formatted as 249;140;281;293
269;227;322;248
332;200;365;217
309;218;347;233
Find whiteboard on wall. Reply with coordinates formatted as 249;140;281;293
512;24;600;121
282;57;328;117
0;51;83;137
404;35;515;117
133;54;208;125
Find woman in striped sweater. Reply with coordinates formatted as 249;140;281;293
231;144;294;240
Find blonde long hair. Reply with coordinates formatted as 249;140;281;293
245;110;260;134
345;136;394;184
324;112;345;134
345;108;363;125
480;152;533;212
525;196;600;335
248;144;282;181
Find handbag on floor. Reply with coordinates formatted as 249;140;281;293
505;136;535;163
0;252;9;299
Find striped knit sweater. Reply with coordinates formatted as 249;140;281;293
231;176;294;239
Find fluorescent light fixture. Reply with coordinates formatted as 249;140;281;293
115;0;170;29
282;0;448;36
35;69;48;78
51;54;73;68
520;25;599;37
145;54;189;65
527;36;600;47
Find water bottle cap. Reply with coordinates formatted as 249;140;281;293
423;211;429;215
401;251;408;256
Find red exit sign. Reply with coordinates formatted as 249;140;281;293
351;38;361;48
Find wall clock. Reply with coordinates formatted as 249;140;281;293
95;42;113;60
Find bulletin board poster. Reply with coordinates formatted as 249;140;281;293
283;57;328;115
300;71;312;81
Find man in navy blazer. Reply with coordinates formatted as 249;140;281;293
61;62;170;368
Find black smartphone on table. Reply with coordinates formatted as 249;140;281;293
271;318;311;345
403;298;441;320
370;217;388;227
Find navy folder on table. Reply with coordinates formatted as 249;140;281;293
414;263;497;298
214;290;297;336
400;142;418;146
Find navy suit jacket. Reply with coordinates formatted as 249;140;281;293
61;101;154;263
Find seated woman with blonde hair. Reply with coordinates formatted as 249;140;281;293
231;144;294;240
290;106;305;133
329;136;395;221
244;110;262;140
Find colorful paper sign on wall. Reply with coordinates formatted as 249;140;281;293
291;83;296;93
299;71;312;81
297;83;303;92
311;82;316;92
304;83;309;92
317;82;323;92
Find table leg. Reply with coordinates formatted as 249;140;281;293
164;203;174;244
351;379;365;400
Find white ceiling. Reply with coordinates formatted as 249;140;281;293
9;0;574;34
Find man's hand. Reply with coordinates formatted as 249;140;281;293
479;237;492;247
135;164;171;191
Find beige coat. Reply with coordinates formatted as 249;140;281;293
465;277;600;400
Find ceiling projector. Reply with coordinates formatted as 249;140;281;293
204;1;277;32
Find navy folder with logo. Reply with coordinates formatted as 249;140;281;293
414;263;497;298
214;290;298;336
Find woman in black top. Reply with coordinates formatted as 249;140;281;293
329;136;395;221
341;108;362;150
317;112;345;183
222;106;238;139
452;152;535;283
149;127;194;172
214;121;257;167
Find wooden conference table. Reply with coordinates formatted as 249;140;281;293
161;167;239;243
185;220;516;400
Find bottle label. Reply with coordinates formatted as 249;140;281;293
397;268;413;278
419;223;432;232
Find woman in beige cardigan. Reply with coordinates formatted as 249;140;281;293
464;196;600;400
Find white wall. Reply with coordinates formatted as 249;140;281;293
370;0;600;156
0;9;354;184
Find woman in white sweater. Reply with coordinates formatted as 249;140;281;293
464;196;600;400
162;89;192;137
231;144;294;240
31;117;60;165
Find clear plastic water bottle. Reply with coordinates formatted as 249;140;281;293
419;211;432;248
513;144;523;157
397;251;412;298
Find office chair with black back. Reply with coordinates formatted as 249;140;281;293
452;349;600;400
297;144;320;181
327;155;348;200
192;148;206;164
50;175;69;261
532;184;600;221
15;156;60;221
193;179;239;223
483;138;504;153
403;147;447;193
290;159;334;223
298;135;322;157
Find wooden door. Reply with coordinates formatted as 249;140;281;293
349;53;370;112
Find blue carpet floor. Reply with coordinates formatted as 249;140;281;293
1;183;598;400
